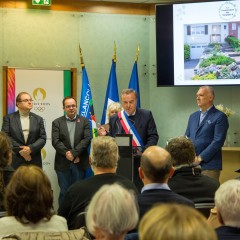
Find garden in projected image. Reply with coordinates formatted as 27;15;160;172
184;23;240;82
172;0;240;86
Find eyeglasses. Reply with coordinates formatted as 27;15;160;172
19;99;33;103
65;104;77;109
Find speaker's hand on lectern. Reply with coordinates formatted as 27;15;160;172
97;123;107;136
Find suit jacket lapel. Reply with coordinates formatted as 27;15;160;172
61;117;71;145
27;113;34;144
194;111;202;133
15;111;25;143
74;116;82;146
134;109;141;129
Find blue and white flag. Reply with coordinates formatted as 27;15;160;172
128;61;140;108
101;59;119;124
79;66;98;138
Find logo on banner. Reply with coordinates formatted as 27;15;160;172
32;88;50;112
33;88;46;100
42;148;51;166
219;1;237;20
41;148;47;160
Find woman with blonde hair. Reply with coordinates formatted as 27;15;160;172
103;102;123;132
0;131;14;212
0;165;67;237
139;203;217;240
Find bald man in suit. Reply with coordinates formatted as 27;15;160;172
1;92;46;169
138;146;194;220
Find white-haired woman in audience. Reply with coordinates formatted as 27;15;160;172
214;179;240;240
86;183;139;240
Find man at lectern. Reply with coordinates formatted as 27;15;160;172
98;89;159;190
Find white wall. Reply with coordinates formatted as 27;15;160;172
0;7;240;148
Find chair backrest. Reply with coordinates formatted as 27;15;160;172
1;227;92;240
73;211;87;229
194;203;215;218
125;232;139;240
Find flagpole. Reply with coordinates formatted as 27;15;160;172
113;41;117;63
135;45;140;62
100;42;119;124
128;44;141;108
79;44;85;68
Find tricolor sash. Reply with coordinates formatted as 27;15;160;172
117;110;143;147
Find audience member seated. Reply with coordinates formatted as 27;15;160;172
165;136;219;203
208;206;222;229
139;203;217;240
58;136;138;229
102;102;123;132
137;146;194;220
86;183;139;240
214;179;240;240
0;165;67;238
0;132;14;212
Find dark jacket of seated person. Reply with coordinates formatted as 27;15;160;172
58;136;138;230
165;136;219;203
137;145;194;220
168;166;219;203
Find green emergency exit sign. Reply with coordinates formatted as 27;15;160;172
32;0;51;6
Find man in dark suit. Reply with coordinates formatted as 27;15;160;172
215;179;240;240
98;89;159;190
138;145;194;220
1;92;46;169
185;86;229;182
52;96;91;205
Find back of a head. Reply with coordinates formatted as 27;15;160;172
165;136;195;166
90;136;119;169
139;203;217;240
215;179;240;228
86;183;139;238
107;102;123;119
0;131;12;169
4;165;53;224
140;146;172;183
